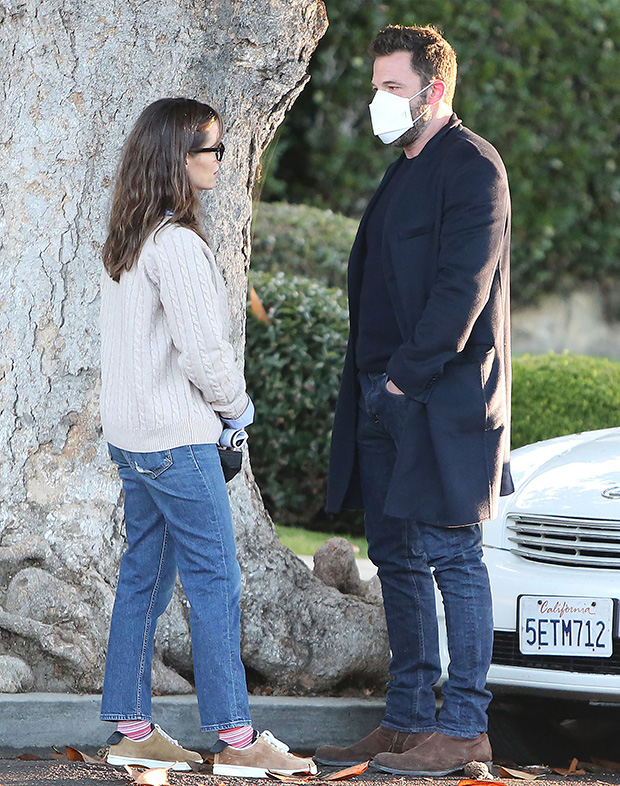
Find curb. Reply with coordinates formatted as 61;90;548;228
0;694;386;756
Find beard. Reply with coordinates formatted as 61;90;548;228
391;99;432;148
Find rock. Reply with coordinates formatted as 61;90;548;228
151;658;194;695
360;574;383;606
464;760;492;779
313;538;384;606
5;567;86;625
0;655;34;692
154;591;192;675
313;537;363;596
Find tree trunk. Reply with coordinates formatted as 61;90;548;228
0;0;389;695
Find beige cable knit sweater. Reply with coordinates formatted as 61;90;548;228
100;223;248;452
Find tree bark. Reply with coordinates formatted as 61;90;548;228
0;0;389;695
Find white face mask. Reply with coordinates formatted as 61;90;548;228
368;83;434;144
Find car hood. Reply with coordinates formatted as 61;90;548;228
483;428;620;548
509;428;620;517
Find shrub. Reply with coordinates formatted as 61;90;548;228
261;0;620;302
245;270;349;527
512;352;620;448
251;201;357;290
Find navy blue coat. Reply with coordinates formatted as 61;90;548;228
326;115;514;526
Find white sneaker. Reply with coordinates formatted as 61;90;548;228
106;724;202;771
213;730;318;778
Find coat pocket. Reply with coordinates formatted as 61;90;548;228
428;348;499;435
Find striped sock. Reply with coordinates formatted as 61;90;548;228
117;720;153;741
219;725;255;749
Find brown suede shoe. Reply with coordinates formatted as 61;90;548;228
314;725;432;766
370;731;492;776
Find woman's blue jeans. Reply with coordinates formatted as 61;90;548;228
100;443;251;732
357;372;493;738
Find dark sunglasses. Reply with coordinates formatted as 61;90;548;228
191;141;225;161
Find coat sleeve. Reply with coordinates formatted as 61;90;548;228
145;227;249;420
386;149;509;401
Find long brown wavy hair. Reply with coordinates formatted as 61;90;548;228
103;97;222;281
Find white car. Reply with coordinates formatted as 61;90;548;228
482;426;620;703
437;427;620;761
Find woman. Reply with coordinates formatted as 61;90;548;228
99;97;316;777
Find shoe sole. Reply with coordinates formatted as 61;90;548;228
107;754;193;771
370;759;493;777
213;763;318;778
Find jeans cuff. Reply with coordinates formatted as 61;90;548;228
200;719;253;733
381;719;438;734
436;725;487;738
100;715;151;722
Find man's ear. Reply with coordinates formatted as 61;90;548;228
429;80;447;105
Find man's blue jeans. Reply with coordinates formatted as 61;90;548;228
100;443;251;732
357;372;493;738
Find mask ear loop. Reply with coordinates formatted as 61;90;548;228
407;82;435;102
406;83;437;128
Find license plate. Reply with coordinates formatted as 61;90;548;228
518;596;614;657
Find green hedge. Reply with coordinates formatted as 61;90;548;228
245;271;349;527
246;272;620;530
512;352;620;448
251;202;355;290
261;0;620;302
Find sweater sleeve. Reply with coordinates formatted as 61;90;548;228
145;226;249;420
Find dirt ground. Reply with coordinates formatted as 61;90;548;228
2;757;620;786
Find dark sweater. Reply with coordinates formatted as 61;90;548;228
355;156;414;372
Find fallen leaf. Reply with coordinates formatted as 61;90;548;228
124;764;171;785
458;781;505;786
250;286;270;324
65;746;104;764
268;761;369;782
324;761;370;780
16;754;40;761
498;766;542;780
552;759;586;777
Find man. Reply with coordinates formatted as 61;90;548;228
314;25;513;776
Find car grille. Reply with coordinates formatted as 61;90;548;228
506;514;620;569
492;631;620;675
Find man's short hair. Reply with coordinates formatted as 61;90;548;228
370;25;457;104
